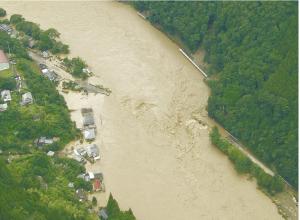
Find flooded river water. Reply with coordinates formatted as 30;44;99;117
1;2;282;220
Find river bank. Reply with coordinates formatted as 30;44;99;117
1;2;285;220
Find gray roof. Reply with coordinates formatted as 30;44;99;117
22;92;33;105
99;209;108;220
86;144;99;157
1;90;11;102
83;114;95;126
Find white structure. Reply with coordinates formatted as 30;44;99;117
83;128;96;141
0;103;7;112
47;151;55;157
1;90;11;102
86;144;99;158
21;92;33;105
0;50;9;71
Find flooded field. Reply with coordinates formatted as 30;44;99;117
1;2;282;220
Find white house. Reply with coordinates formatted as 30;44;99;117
21;92;33;105
1;90;11;102
0;50;9;71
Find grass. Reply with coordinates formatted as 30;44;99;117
0;68;13;79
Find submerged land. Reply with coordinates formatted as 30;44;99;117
0;1;297;220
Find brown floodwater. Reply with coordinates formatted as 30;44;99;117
1;2;282;220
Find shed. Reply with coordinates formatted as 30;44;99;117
1;90;11;102
93;179;101;191
0;50;9;71
21;92;33;105
83;114;95;126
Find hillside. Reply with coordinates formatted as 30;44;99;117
132;2;298;188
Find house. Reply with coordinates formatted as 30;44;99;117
0;50;9;71
99;209;108;220
93;179;101;192
1;90;11;102
73;154;85;163
86;144;99;158
81;108;95;127
0;103;7;112
75;189;87;202
83;113;95;127
83;128;96;141
42;69;58;81
21;92;33;105
47;151;55;157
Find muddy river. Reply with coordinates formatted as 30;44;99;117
1;2;282;220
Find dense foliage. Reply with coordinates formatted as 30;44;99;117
210;127;284;195
63;57;88;79
106;194;136;220
0;156;97;220
10;14;69;54
133;1;298;188
0;8;6;17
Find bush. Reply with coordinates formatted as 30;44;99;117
10;14;24;24
0;8;6;17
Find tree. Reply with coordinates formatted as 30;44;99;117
0;8;6;17
10;14;24;24
92;196;97;206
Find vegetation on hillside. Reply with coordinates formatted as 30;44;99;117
210;127;284;195
132;1;298;188
106;194;136;220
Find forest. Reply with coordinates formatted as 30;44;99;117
132;1;298;188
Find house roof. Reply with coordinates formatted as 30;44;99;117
0;50;8;64
83;114;95;126
99;209;108;219
93;179;101;191
84;128;96;140
86;144;99;157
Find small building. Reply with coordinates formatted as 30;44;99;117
75;189;87;202
36;137;54;147
1;90;11;102
73;154;85;163
88;172;95;180
93;179;102;192
83;128;96;141
47;151;55;157
21;92;33;105
86;144;99;159
81;108;95;127
74;147;87;157
0;103;7;112
0;50;9;71
42;69;58;81
99;209;108;220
